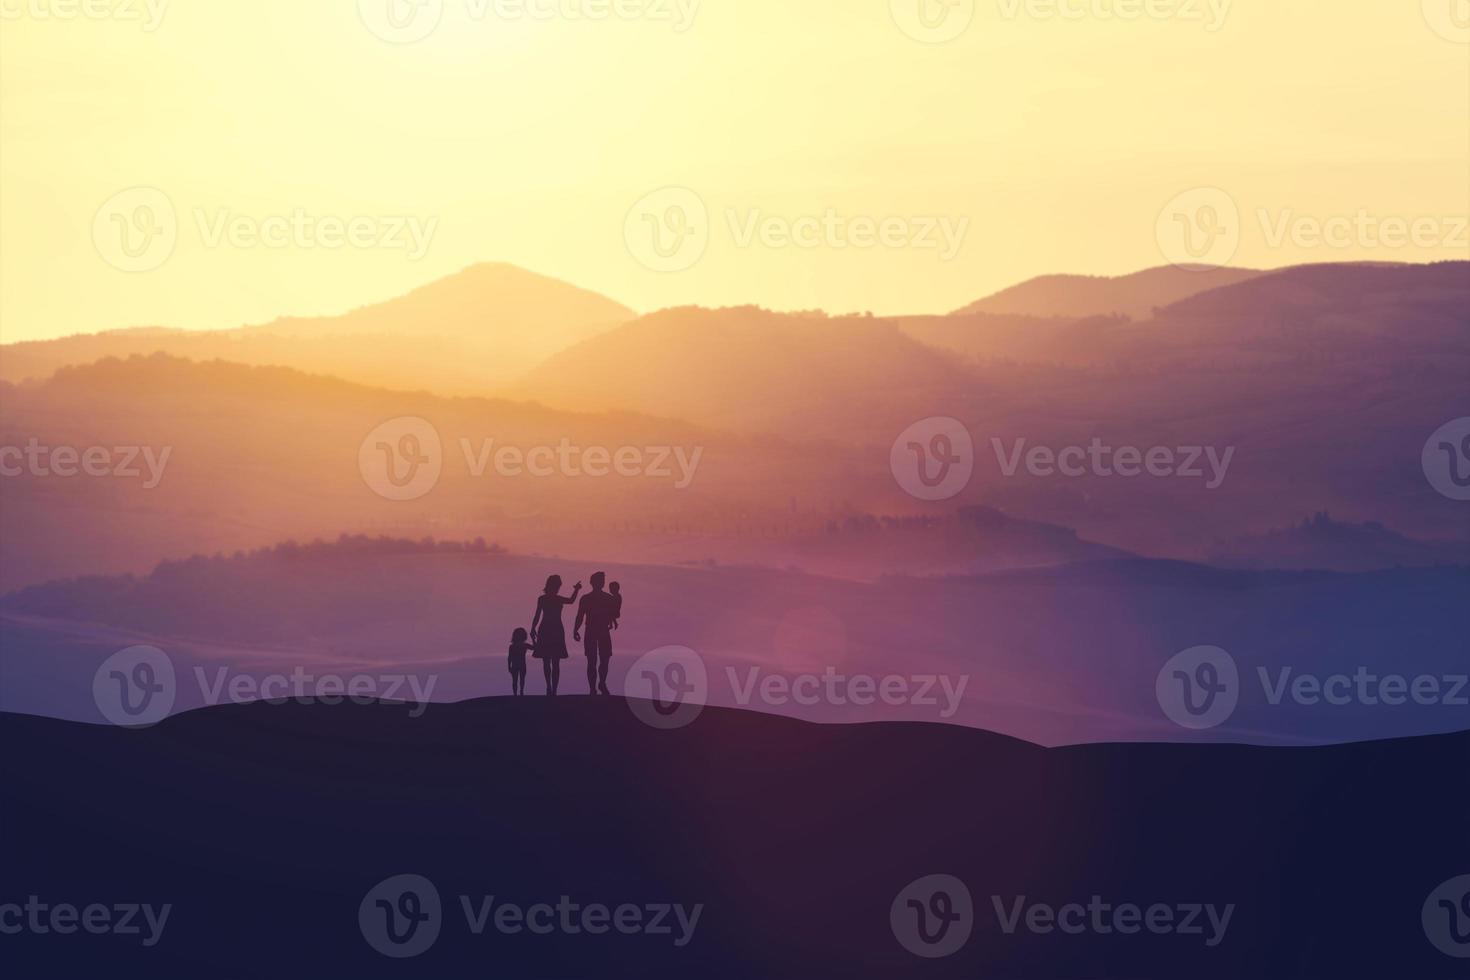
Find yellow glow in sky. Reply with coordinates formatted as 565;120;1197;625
1;0;1467;341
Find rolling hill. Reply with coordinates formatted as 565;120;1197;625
952;265;1265;319
0;354;872;591
0;263;634;394
3;701;1465;977
515;306;981;439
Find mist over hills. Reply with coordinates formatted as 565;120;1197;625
516;305;979;440
0;263;634;394
3;538;1466;745
0;354;843;590
1;261;1465;587
1;354;1137;593
515;263;1469;555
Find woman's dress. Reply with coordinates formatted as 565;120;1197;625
532;594;572;660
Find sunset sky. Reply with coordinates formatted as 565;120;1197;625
1;0;1467;342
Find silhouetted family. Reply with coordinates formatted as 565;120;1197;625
508;572;623;696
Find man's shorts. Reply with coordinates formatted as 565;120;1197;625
583;631;613;662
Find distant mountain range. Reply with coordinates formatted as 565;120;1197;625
1;261;1465;581
0;263;634;394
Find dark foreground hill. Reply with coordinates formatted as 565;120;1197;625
3;700;1467;978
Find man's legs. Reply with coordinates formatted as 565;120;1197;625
585;633;599;693
596;632;613;695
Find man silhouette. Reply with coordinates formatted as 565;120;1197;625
573;571;618;696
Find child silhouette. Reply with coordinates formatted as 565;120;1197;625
507;627;535;696
609;581;623;631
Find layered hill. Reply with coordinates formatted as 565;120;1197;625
0;263;634;394
0;354;867;591
952;265;1265;319
517;305;979;440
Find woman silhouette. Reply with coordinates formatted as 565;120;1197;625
530;574;581;696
